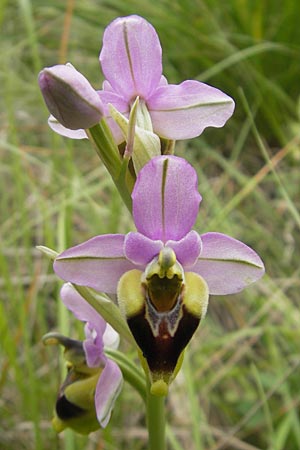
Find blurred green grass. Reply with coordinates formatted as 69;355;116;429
1;0;300;449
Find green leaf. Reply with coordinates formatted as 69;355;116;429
109;103;161;174
36;245;59;260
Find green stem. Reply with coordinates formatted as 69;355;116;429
146;380;167;450
57;206;76;450
88;121;122;180
87;120;133;211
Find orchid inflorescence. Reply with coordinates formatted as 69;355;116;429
39;14;264;436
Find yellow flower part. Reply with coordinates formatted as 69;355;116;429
117;247;209;395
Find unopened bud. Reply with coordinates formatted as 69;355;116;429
38;64;104;129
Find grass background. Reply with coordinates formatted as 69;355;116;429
1;0;300;449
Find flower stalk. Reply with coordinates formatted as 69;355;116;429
146;380;167;450
87;120;134;211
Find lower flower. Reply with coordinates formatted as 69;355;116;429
43;284;123;433
43;333;101;434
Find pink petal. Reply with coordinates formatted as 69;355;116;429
147;80;235;139
95;359;123;427
83;327;105;368
102;80;115;92
98;88;129;114
60;283;107;367
103;324;120;350
132;156;201;241
166;230;202;267
54;235;138;294
100;15;162;101
124;232;163;265
97;89;129;144
193;232;265;295
158;75;168;86
61;283;106;333
48;115;88;139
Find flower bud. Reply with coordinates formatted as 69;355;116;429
43;332;101;434
38;64;104;130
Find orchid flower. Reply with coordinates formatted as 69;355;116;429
43;283;122;433
53;156;264;395
41;15;234;145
